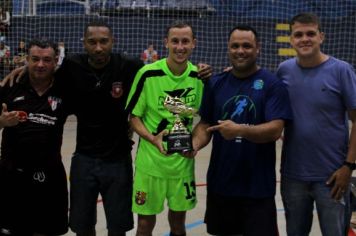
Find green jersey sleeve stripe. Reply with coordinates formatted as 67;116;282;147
126;69;165;112
189;71;199;78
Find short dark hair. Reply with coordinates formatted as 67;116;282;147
290;12;322;32
228;24;260;43
165;20;195;39
27;38;58;55
84;20;113;37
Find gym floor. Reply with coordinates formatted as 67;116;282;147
60;115;329;236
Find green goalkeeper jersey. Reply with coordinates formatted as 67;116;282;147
126;58;204;178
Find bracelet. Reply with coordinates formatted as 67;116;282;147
343;161;356;171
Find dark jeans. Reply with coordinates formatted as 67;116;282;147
69;153;134;234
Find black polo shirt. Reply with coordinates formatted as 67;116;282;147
56;54;143;160
0;74;70;167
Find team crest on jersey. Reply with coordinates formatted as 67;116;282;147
253;79;264;90
48;96;62;111
111;82;123;98
135;191;147;205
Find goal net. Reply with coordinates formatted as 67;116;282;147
1;0;356;78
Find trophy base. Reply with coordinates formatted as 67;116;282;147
166;132;192;154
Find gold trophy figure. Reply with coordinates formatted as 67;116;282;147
163;95;197;154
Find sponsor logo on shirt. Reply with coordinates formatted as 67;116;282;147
158;87;196;109
27;113;57;125
13;96;25;102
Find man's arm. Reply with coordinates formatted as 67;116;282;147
207;119;284;143
347;110;356;164
327;109;356;200
181;119;212;158
192;119;212;152
0;66;26;87
129;114;167;154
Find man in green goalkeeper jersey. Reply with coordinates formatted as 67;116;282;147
126;20;204;236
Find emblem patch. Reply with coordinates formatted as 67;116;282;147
135;191;147;205
111;82;123;98
17;111;28;122
253;79;264;90
48;96;62;111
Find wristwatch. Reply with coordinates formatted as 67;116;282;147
343;161;356;171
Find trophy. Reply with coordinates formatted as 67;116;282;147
163;95;197;154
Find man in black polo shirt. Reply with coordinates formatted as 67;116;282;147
0;38;69;236
59;20;143;236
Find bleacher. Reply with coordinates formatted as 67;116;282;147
12;0;214;16
12;0;89;15
2;0;356;76
12;0;356;19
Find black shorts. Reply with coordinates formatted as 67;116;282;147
204;193;278;236
0;161;68;235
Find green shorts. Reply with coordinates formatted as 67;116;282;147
132;168;197;215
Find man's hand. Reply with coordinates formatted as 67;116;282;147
0;66;26;87
197;63;212;82
207;120;239;140
326;165;352;200
0;103;21;129
150;129;169;155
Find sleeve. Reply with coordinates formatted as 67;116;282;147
125;68;146;117
340;63;356;110
54;58;75;115
265;78;293;122
276;62;289;85
199;77;216;124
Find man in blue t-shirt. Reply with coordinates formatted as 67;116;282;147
276;13;356;236
191;25;292;236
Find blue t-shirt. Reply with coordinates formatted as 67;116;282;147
277;57;356;181
200;68;292;198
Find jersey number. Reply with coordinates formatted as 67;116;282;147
184;181;196;200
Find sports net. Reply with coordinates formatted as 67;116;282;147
1;0;356;79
